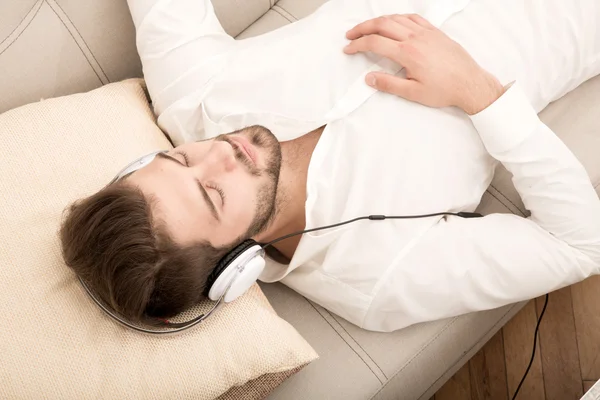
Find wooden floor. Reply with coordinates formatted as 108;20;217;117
431;275;600;400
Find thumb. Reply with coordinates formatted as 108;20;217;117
366;72;421;102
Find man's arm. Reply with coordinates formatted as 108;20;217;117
126;0;235;119
343;14;600;331
364;81;600;331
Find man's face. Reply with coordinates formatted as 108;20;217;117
127;126;282;248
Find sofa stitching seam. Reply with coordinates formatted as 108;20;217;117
326;310;388;380
45;0;107;84
368;303;519;400
235;3;281;38
49;0;110;82
489;184;526;216
367;318;460;399
306;300;385;384
272;6;297;22
0;0;40;48
486;189;511;212
418;304;519;399
0;0;43;57
486;188;523;216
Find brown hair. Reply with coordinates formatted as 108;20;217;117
59;182;229;323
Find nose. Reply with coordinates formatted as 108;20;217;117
202;140;237;176
219;141;238;172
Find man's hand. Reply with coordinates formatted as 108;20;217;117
343;14;505;115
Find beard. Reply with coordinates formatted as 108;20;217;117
217;125;282;241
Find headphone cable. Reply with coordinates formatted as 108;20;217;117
262;211;482;249
262;209;549;400
511;293;549;400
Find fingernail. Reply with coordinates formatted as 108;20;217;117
367;74;376;86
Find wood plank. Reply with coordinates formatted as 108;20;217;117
583;380;597;394
503;300;545;400
535;289;583;400
571;275;600;380
435;361;471;400
469;330;508;400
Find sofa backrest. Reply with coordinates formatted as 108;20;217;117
0;0;276;113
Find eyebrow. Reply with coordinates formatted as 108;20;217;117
155;153;221;222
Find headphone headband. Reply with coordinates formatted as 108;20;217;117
109;150;168;185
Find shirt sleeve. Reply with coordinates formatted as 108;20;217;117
363;81;600;332
126;0;235;118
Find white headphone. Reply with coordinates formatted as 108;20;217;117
77;150;267;334
205;239;266;303
79;150;482;334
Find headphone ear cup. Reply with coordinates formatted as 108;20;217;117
204;239;259;298
221;254;265;303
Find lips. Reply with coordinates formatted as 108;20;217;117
230;136;257;165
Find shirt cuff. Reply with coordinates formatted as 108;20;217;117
469;81;540;155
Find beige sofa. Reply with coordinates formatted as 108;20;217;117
2;1;599;399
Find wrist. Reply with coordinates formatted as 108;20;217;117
460;71;505;115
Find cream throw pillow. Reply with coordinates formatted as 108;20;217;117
0;79;318;399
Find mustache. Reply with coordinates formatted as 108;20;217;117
216;134;261;176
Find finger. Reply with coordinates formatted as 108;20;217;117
406;14;436;30
365;72;421;101
389;14;426;35
344;35;407;65
345;16;412;42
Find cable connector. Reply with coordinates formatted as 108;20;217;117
457;211;483;218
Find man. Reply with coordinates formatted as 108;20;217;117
60;0;600;332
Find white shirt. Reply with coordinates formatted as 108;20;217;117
127;0;600;332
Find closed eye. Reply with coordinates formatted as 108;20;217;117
175;151;191;166
155;151;221;221
207;183;226;206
